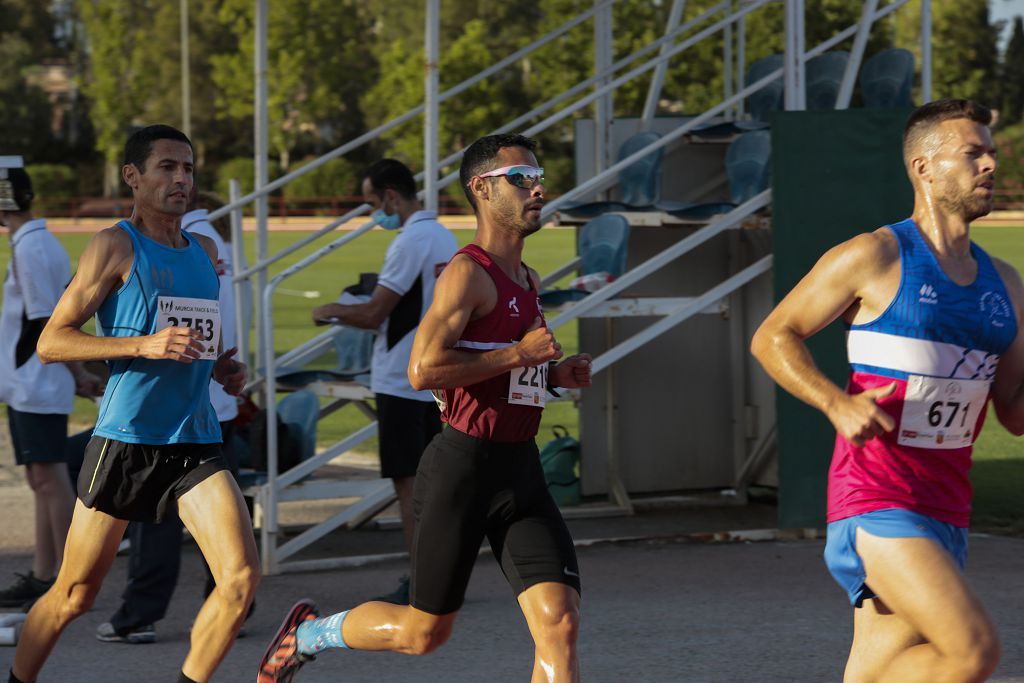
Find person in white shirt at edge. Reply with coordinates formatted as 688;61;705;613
311;159;458;604
0;165;104;610
93;186;254;645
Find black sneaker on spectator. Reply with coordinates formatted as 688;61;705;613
0;572;53;609
371;575;410;605
95;621;156;644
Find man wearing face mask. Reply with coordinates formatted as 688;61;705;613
311;159;457;604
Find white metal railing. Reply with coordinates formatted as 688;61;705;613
235;0;928;574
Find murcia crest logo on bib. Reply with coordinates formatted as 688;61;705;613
159;298;175;313
980;291;1012;328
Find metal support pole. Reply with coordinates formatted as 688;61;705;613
727;231;748;502
723;0;734;120
229;179;249;369
594;0;614;193
641;0;686;128
737;4;746;118
921;0;932;103
180;0;190;138
254;0;269;379
783;0;806;110
424;0;440;213
260;280;279;575
604;319;633;513
835;0;879;109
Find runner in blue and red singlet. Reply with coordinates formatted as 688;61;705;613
260;134;592;683
753;99;1024;682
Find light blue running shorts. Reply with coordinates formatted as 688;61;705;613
824;508;968;607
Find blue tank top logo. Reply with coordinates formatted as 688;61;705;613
979;290;1013;329
93;221;221;445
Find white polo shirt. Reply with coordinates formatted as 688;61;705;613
0;219;75;414
372;210;457;401
182;209;240;422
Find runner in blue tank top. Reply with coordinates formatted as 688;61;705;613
753;100;1024;682
10;126;258;683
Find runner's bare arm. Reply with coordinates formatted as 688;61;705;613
37;227;207;364
989;258;1024;434
409;255;561;390
751;232;899;447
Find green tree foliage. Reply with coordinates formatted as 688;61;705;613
994;121;1024;195
1001;17;1024;125
0;0;63;161
50;1;1015;202
210;0;378;171
893;0;1001;106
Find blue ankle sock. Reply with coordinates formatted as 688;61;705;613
296;610;350;655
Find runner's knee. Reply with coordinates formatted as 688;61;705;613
60;581;101;622
533;604;580;649
953;626;1000;681
214;562;260;610
402;618;453;656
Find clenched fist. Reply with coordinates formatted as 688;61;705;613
516;317;563;366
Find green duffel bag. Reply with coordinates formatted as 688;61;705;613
539;425;581;506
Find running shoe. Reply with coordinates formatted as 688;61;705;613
0;571;52;609
95;621;157;644
257;599;318;683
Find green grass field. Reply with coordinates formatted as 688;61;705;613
4;224;1023;532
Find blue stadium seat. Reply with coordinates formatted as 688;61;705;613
617;131;663;207
540;214;631;308
667;130;771;221
806;51;849;111
561;132;666;217
277;389;319;465
726;129;772;204
736;54;784;130
860;48;914;108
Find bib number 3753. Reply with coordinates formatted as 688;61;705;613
155;296;221;361
897;375;989;450
508;364;548;408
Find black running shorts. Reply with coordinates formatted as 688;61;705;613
376;393;442;479
78;436;227;523
410;427;581;615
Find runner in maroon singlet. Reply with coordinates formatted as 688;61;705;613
258;133;591;683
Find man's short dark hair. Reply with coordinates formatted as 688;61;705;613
459;133;537;208
123;124;193;173
0;168;33;213
903;99;992;158
363;159;417;200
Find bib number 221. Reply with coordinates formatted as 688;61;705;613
508;364;548;407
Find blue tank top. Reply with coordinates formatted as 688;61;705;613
93;220;222;444
847;217;1017;379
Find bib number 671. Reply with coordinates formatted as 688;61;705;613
928;400;971;429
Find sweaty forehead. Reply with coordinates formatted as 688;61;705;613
936;118;993;149
495;146;538;168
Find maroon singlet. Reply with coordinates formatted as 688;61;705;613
436;244;545;442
